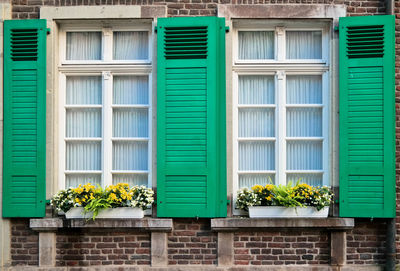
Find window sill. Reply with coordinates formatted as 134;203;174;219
211;217;354;231
30;217;173;232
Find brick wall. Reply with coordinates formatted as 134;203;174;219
55;229;150;266
167;219;217;265
346;219;387;265
10;0;388;19
10;219;39;266
233;230;330;265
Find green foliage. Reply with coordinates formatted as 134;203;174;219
235;181;333;212
84;196;111;221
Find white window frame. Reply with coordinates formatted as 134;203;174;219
232;20;331;214
58;21;153;189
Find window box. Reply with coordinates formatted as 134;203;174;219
65;207;144;219
248;206;329;218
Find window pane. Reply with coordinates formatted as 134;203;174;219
239;142;275;170
238;31;274;60
66;142;101;170
239;75;275;104
66;76;102;105
287;108;322;137
287;173;322;187
113;31;148;60
239;174;275;188
287;141;322;170
66;174;101;188
239;108;275;137
66;32;101;60
66;108;101;137
113;142;148;170
113;109;148;138
113;174;148;186
113;76;148;105
286;75;322;104
286;31;322;59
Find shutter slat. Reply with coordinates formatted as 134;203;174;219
3;19;47;218
339;15;395;218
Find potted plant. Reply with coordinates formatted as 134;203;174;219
236;182;333;218
50;183;154;220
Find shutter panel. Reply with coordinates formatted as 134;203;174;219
339;15;395;218
157;17;226;217
3;19;47;217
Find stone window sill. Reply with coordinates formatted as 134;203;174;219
211;217;354;231
30;218;173;232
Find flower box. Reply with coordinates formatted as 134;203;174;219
65;207;144;219
248;206;329;218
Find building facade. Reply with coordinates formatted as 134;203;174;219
0;0;399;269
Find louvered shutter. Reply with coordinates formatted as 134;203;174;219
3;19;47;217
339;15;395;218
157;17;226;217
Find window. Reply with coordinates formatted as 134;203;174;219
58;22;153;189
232;21;330;202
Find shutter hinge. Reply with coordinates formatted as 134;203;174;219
227;199;231;205
46;28;51;35
225;26;229;33
334;26;339;32
154;26;157;33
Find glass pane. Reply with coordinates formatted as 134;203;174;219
239;75;275;104
113;142;148;170
287;173;323;187
238;31;274;60
286;31;322;59
287;108;322;137
239;108;274;137
113;76;149;105
113;109;148;138
286;75;322;104
239;174;275;189
113;174;148;186
113;31;148;60
66;174;101;188
287;141;322;170
66;76;102;105
239;142;275;170
66;32;101;60
66;108;101;138
66;142;101;170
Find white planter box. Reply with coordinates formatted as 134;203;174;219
248;206;329;218
65;207;144;219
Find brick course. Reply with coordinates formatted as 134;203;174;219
10;219;39;266
233;230;330;265
167;219;217;265
55;229;150;266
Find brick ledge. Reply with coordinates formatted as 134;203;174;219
211;218;354;231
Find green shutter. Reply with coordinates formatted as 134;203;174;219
3;19;47;217
339;15;395;218
157;17;226;217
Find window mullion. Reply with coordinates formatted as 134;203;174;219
276;27;285;61
102;71;113;186
103;28;113;62
276;70;286;186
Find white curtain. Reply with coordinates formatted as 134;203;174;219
113;142;148;171
239;142;275;171
113;31;148;60
286;75;323;186
286;75;322;104
238;31;274;60
112;76;149;186
113;76;148;104
66;174;101;188
239;174;275;189
239;75;275;104
65;76;102;188
286;31;322;59
239;109;274;137
66;32;102;60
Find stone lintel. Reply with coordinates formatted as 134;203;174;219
30;218;63;232
66;218;173;231
211;218;355;231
